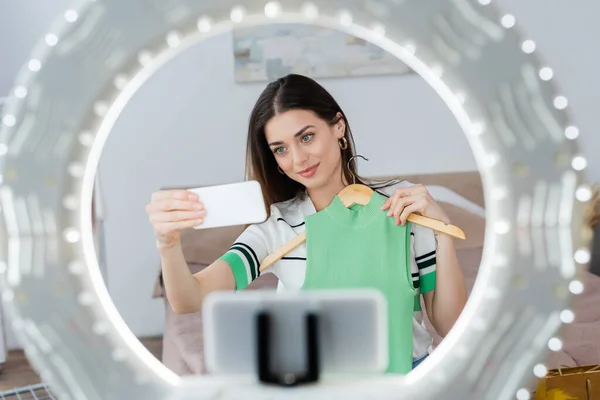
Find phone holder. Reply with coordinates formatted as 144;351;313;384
256;311;320;387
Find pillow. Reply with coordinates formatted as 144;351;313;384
373;171;485;208
152;225;246;299
179;225;245;265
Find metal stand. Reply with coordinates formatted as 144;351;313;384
256;312;320;387
0;383;55;399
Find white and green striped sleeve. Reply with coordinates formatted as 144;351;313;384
412;223;437;294
218;224;269;291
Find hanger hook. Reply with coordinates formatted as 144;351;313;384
347;154;369;185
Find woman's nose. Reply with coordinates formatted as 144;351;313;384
291;146;309;165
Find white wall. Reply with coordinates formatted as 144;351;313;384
1;1;599;342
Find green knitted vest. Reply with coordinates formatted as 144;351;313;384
302;191;415;374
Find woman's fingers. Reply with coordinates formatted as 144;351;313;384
161;198;203;212
386;196;401;216
388;195;423;225
399;201;425;225
150;209;206;223
151;189;198;202
387;194;412;216
380;197;392;211
154;218;205;236
388;196;409;225
379;185;434;225
147;198;204;213
393;198;409;226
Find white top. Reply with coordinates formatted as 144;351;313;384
220;182;437;360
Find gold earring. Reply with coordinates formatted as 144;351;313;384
278;165;285;174
338;137;348;150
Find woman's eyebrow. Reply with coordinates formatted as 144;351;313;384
268;125;315;146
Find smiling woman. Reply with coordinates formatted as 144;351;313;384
148;73;468;372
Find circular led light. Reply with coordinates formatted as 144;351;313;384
533;364;547;378
554;95;568;110
113;74;129;91
137;51;153;67
574;249;591;264
501;14;515;28
230;6;246;23
166;32;182;48
560;309;575;324
197;16;212;33
302;3;319;19
539;67;553;81
338;10;353;26
0;1;590;399
404;42;416;54
45;34;59;47
522;40;536;53
2;115;16;127
64;9;79;23
14;86;28;98
264;1;282;18
569;280;584;295
571;155;587;171
516;388;531;400
575;185;592;202
565;126;580;140
28;59;42;71
63;228;81;243
548;337;563;351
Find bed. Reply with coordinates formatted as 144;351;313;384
152;171;600;375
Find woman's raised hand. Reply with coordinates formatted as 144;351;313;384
145;190;206;249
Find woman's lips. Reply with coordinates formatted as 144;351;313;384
298;164;319;178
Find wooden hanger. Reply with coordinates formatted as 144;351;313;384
259;156;466;272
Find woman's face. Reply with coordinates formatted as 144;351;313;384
265;109;345;190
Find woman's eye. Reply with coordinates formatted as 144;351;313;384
301;133;314;143
274;147;286;155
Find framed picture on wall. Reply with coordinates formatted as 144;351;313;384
233;24;414;83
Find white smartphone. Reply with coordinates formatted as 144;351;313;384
187;180;267;230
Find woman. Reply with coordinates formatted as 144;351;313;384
145;74;468;371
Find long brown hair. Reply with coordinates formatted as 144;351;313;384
244;74;397;217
